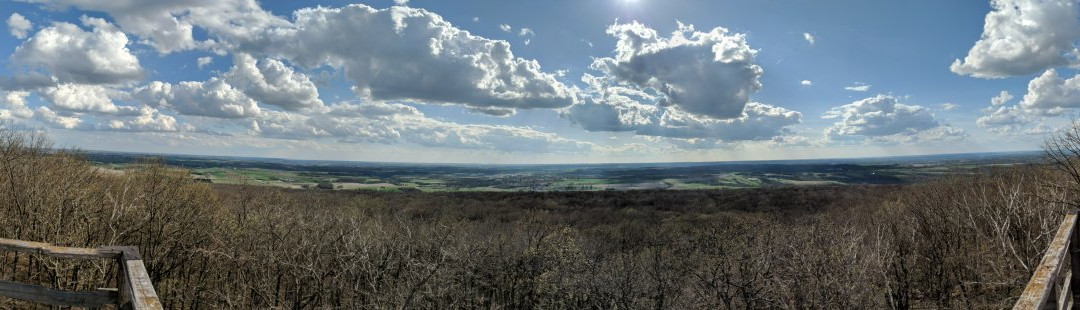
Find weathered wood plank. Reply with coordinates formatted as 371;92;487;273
116;247;162;310
1015;212;1078;310
0;280;117;308
1071;209;1080;308
0;238;121;260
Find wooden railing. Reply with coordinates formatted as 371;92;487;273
0;238;162;309
1015;210;1080;309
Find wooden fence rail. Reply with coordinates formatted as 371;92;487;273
0;238;162;309
1015;210;1080;310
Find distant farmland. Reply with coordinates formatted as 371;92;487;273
84;150;1044;192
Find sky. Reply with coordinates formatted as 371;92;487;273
0;0;1075;164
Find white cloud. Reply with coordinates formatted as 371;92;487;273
977;89;1040;135
39;84;140;115
393;0;409;6
562;74;800;142
518;27;534;45
977;104;1031;134
19;0;289;54
241;5;576;111
133;79;260;119
803;32;814;45
800;80;812;86
940;103;958;111
103;107;179;132
951;0;1080;78
590;21;763;119
844;82;871;92
1019;69;1080;115
222;54;323;111
35;106;80;129
568;100;800;141
0;91;34;120
12;17;143;85
980;69;1080;135
824;95;962;142
197;56;213;70
7;13;32;39
991;90;1014;107
499;24;511;32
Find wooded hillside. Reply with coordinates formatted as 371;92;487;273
0;128;1073;309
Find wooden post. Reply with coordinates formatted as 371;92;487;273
1071;209;1080;308
104;246;162;310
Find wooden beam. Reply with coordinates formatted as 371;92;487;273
1071;209;1080;308
0;238;121;260
114;247;162;310
1015;211;1079;310
0;280;117;308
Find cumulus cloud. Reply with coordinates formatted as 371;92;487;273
0;91;34;120
197;56;213;70
39;84;140;115
241;5;576;112
133;79;260;119
590;21;763;119
562;73;800;142
35;106;80;129
978;88;1045;135
977;104;1031;134
991;90;1014;107
7;13;32;39
1019;69;1080;115
222;54;323;111
566;100;800;141
844;82;870;92
951;0;1080;78
18;0;289;54
941;103;959;111
824;95;963;142
803;32;814;45
800;80;812;87
557;22;800;146
499;24;511;32
979;69;1080;135
102;107;179;132
12;17;143;85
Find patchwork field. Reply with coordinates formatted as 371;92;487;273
83;151;1045;192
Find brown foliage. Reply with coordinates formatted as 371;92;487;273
0;128;1072;309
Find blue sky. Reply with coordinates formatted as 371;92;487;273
0;0;1074;163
